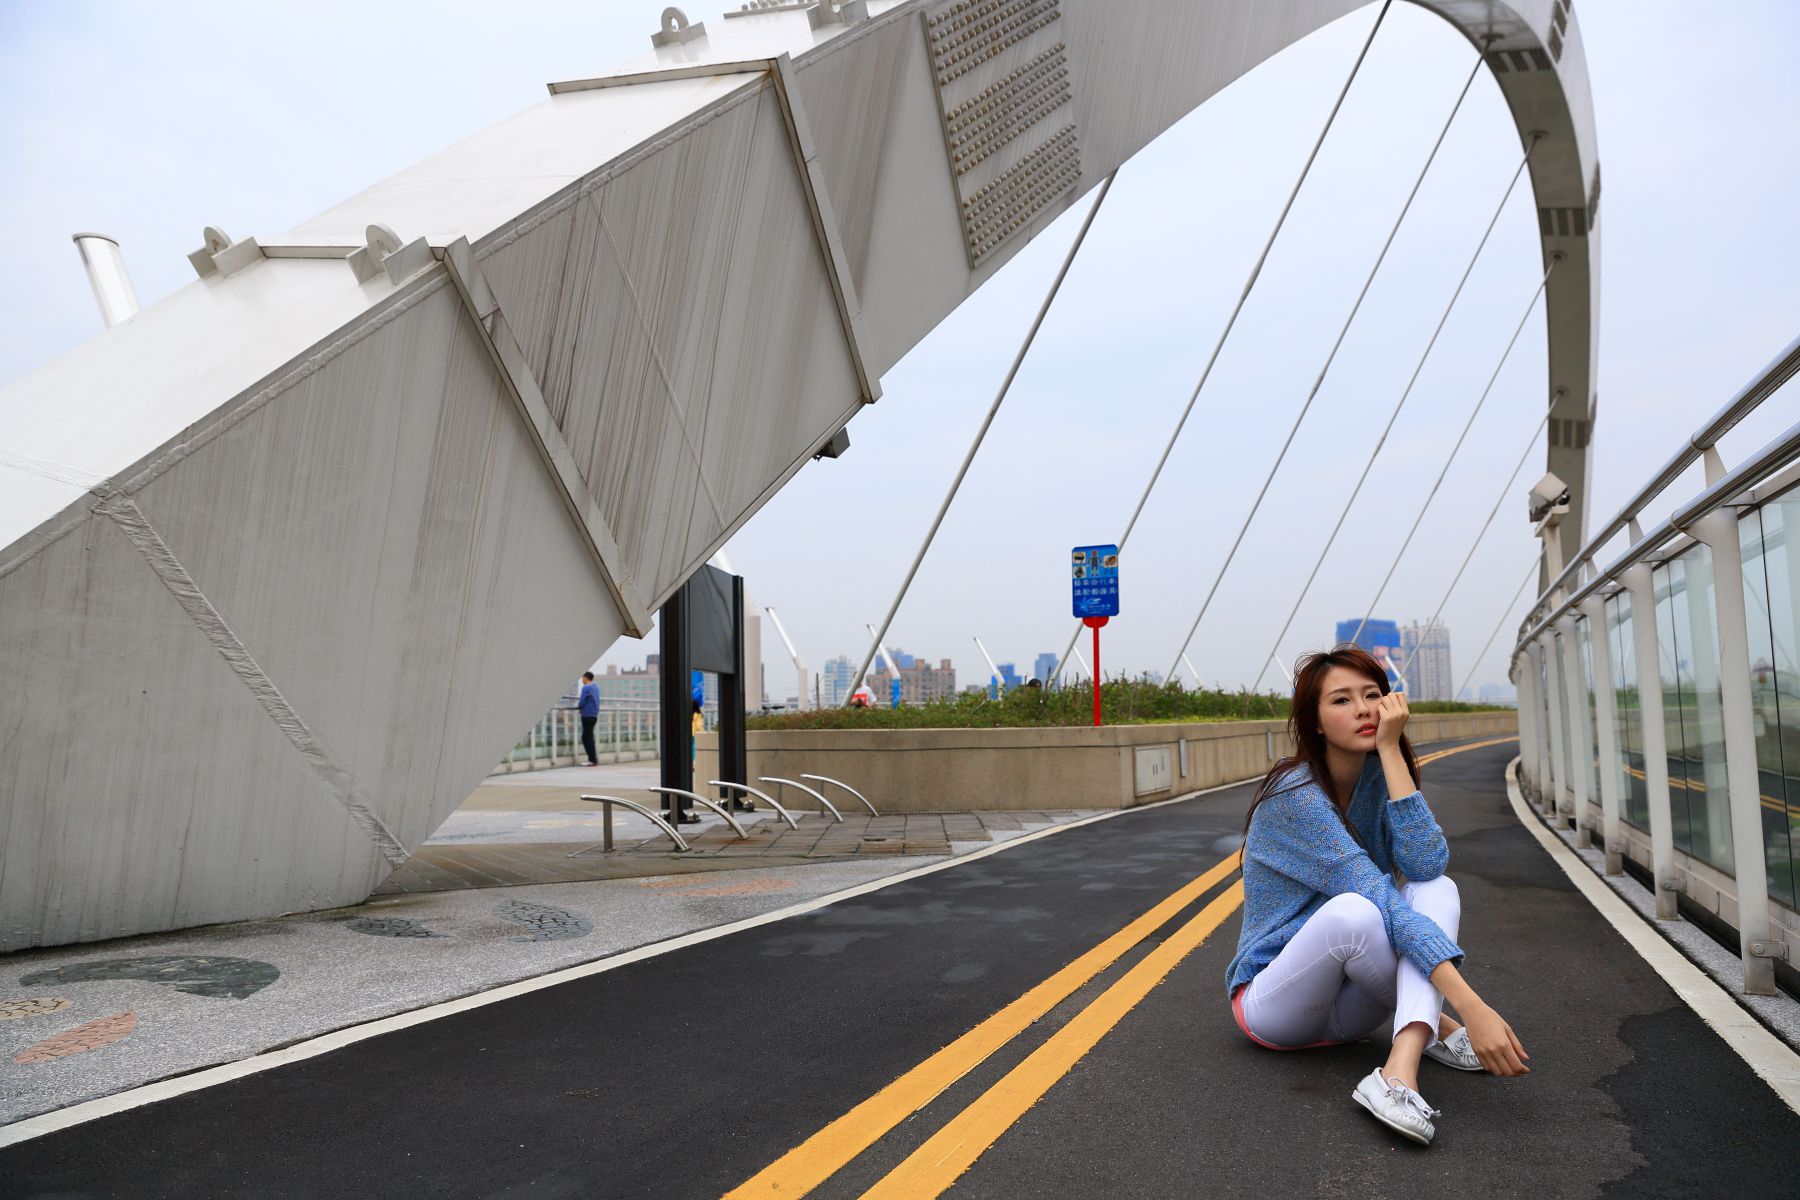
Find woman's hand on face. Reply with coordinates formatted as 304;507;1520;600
1373;691;1409;750
1462;1002;1530;1076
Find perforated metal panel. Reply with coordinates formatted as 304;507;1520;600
924;0;1082;266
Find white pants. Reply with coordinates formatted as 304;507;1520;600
1235;876;1460;1049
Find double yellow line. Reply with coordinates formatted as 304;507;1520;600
725;735;1514;1199
1620;762;1794;817
723;852;1241;1199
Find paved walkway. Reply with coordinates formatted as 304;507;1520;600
384;811;1100;893
382;763;1103;893
4;737;1799;1198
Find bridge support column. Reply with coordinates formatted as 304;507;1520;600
1540;631;1570;826
1528;639;1555;815
1690;510;1780;995
1580;595;1625;875
1624;563;1680;920
1514;650;1540;804
1557;615;1594;846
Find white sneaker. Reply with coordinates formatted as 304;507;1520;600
1423;1027;1484;1072
1351;1069;1439;1146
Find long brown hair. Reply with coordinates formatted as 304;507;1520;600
1242;644;1420;850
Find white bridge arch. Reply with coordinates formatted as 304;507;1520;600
0;0;1597;949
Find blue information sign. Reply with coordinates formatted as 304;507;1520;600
1071;544;1120;619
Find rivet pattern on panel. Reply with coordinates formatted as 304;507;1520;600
926;0;1062;85
926;0;1081;267
944;45;1071;175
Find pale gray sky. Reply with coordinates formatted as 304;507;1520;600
3;2;1796;701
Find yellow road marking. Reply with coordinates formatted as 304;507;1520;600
728;734;1514;1200
721;851;1242;1199
1418;734;1517;766
858;882;1246;1200
1619;764;1792;815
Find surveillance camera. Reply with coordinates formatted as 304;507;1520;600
1527;471;1570;523
812;427;851;461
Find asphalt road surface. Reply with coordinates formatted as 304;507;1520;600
4;737;1797;1199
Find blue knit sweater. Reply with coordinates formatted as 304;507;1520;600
1225;754;1462;995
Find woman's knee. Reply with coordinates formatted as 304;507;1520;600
1318;891;1383;933
1407;873;1459;912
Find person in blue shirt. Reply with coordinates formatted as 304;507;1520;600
1226;645;1529;1147
578;672;601;767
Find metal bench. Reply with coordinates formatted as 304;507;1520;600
711;781;798;830
760;776;843;823
800;773;878;817
647;787;750;839
567;793;690;855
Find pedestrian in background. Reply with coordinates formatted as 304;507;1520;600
579;671;600;767
691;698;704;771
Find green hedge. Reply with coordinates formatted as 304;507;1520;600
747;676;1508;731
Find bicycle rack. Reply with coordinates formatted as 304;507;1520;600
711;781;798;830
648;787;750;839
568;793;690;855
800;773;878;817
760;776;843;823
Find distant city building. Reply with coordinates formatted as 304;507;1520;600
1034;652;1058;684
888;647;918;670
595;661;659;704
820;655;856;707
1400;620;1453;701
997;661;1023;690
867;657;958;705
590;658;716;717
1335;618;1404;689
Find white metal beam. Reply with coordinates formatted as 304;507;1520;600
438;237;654;636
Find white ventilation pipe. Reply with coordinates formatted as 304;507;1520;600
72;233;140;328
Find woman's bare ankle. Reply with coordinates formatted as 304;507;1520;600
1384;1021;1433;1091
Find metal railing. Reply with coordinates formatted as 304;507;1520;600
494;700;662;774
1511;333;1800;998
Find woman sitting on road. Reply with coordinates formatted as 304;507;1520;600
1224;645;1529;1146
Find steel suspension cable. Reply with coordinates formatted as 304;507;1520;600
1047;0;1395;687
1165;48;1487;685
1349;246;1559;648
846;172;1117;705
1393;394;1557;684
1454;558;1540;702
1245;170;1553;693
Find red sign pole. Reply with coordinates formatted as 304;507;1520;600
1083;615;1108;727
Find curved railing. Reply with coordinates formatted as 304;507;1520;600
1511;331;1800;997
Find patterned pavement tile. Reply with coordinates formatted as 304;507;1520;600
0;997;71;1022
14;1011;137;1063
20;956;279;1000
493;900;592;942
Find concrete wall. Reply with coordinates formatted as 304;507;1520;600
697;712;1518;814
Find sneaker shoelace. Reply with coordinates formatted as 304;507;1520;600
1386;1079;1441;1122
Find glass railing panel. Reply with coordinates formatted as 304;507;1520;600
1745;492;1800;908
1659;550;1737;873
1579;617;1602;806
1608;592;1650;829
